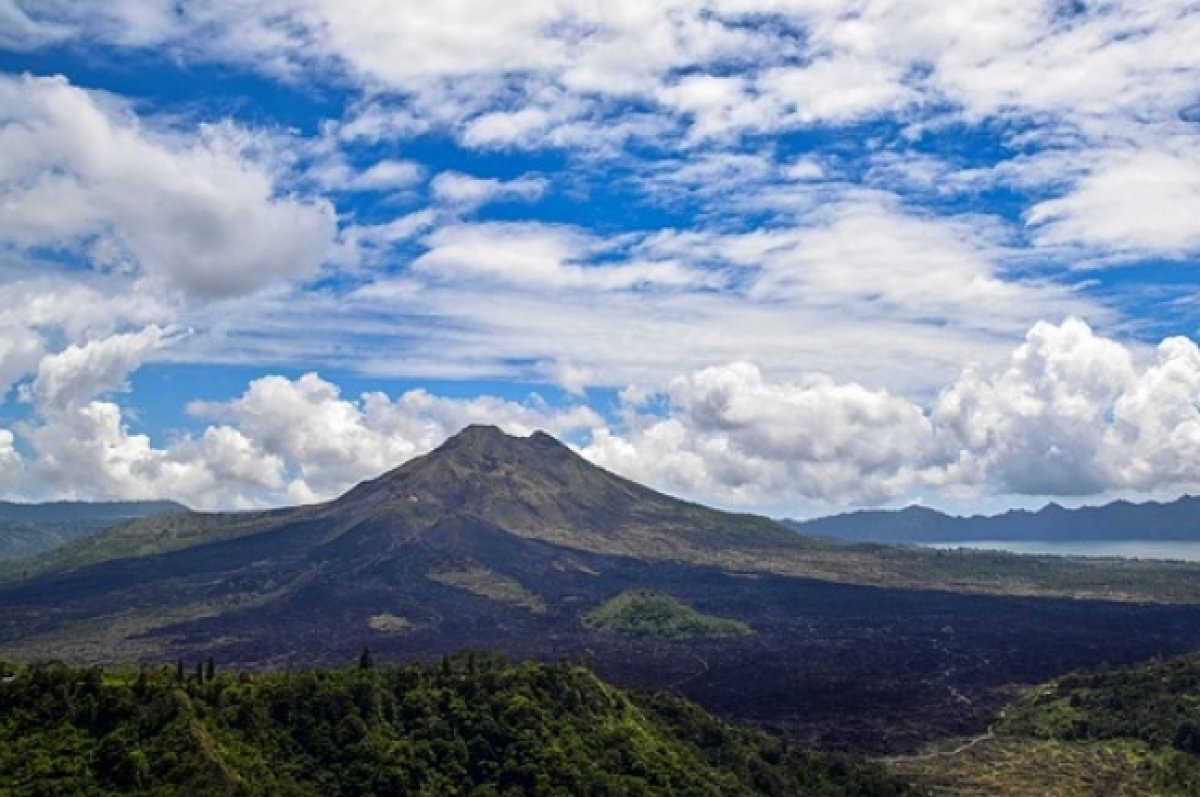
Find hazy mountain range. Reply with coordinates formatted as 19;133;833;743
785;497;1200;544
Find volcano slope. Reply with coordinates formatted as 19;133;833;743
4;425;1200;753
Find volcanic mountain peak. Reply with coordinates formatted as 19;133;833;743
336;425;652;524
429;424;574;464
339;425;591;507
0;425;796;592
328;424;794;554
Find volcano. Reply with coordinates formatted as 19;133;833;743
6;425;1200;753
0;425;798;663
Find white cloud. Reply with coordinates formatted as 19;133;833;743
0;73;336;299
719;197;1026;316
1102;336;1200;491
11;370;602;508
11;1;1200;147
0;330;42;401
930;318;1137;496
27;325;177;412
9;1;1199;275
411;222;711;291
430;171;548;211
1027;141;1200;258
0;0;73;49
0;276;178;400
0;428;19;475
3;318;1198;512
585;362;938;506
19;391;298;508
226;185;1096;401
784;157;826;182
311;157;424;193
584;319;1200;512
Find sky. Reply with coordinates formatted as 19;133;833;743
0;1;1198;517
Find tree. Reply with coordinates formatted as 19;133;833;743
359;645;374;670
176;659;185;683
205;657;215;682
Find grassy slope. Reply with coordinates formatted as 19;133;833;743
0;518;116;561
887;651;1200;795
584;590;752;639
0;502;190;562
0;654;918;797
0;507;316;584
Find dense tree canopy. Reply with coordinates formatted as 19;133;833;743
0;653;918;796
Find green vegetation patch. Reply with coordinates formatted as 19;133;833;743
428;565;547;613
898;650;1200;795
999;651;1200;757
0;654;918;797
584;589;752;639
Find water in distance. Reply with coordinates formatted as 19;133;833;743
922;540;1200;562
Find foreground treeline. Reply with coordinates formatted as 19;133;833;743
0;652;919;796
999;650;1200;790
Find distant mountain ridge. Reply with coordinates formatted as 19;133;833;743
0;499;189;561
785;496;1200;543
0;499;188;521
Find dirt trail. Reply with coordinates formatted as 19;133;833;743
884;728;996;763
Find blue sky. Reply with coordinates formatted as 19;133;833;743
0;1;1198;516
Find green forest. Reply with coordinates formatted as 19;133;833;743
0;653;919;797
997;651;1200;791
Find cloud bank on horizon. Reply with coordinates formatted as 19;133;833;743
0;0;1197;514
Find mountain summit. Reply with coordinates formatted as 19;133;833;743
332;424;794;555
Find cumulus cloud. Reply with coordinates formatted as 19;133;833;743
1104;337;1200;490
9;367;603;508
930;319;1137;496
0;73;336;299
583;319;1200;511
585;362;938;506
3;318;1198;512
27;325;177;412
0;276;178;400
0;428;19;470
